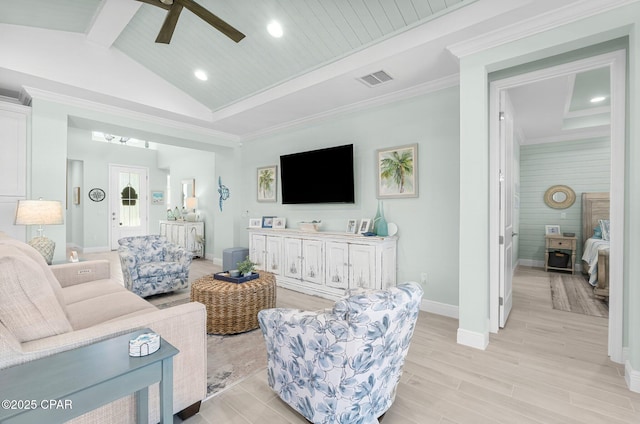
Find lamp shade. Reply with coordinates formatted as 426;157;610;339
186;196;198;210
14;200;64;226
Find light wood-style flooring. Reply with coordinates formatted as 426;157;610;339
185;265;640;424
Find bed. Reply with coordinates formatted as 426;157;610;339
581;192;610;300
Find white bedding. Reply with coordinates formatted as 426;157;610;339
582;237;610;286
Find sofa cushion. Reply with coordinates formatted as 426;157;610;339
66;291;157;330
62;279;127;305
0;253;73;342
0;239;68;315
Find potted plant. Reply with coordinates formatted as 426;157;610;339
237;256;257;277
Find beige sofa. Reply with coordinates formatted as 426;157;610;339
0;233;207;423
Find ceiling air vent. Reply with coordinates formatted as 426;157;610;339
358;70;393;87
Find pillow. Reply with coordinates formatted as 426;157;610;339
0;253;72;342
593;225;602;239
599;219;611;241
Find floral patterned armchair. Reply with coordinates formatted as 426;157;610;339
258;282;423;424
118;235;192;297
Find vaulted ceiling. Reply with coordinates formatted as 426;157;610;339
0;0;617;143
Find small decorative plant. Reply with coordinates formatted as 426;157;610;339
237;256;256;276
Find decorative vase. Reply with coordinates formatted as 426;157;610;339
373;200;388;237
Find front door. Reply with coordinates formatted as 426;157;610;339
109;165;148;250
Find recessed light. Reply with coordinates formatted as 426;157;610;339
194;69;208;81
590;96;606;103
267;20;283;38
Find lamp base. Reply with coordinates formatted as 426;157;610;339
28;236;55;265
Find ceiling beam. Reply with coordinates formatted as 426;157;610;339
85;0;142;48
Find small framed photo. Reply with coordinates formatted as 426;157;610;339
257;166;277;202
273;217;286;229
248;218;262;228
545;225;561;235
346;219;358;233
359;219;371;233
151;190;164;205
262;216;275;228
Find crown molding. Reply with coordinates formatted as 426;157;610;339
242;74;460;141
21;86;240;145
447;0;638;58
522;125;609;145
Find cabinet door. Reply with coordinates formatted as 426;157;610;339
325;242;349;290
302;239;323;285
349;244;376;289
283;238;302;279
250;234;267;271
265;236;283;275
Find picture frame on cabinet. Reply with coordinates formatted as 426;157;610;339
359;219;371;233
262;216;275;228
272;217;286;229
248;218;262;228
346;219;358;233
545;225;561;235
376;143;418;198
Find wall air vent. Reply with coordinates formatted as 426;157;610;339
358;70;393;87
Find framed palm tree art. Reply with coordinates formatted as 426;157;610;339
257;165;277;202
376;144;418;198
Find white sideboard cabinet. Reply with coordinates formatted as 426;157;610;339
159;221;205;258
248;228;397;300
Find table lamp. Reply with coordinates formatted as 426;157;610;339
14;199;64;264
185;196;198;221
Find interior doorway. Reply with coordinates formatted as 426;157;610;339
489;50;626;363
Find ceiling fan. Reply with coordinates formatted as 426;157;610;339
137;0;245;44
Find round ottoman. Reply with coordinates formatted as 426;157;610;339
190;272;276;334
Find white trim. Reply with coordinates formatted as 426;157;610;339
210;256;222;267
242;74;460;140
457;328;488;350
625;361;640;393
564;105;611;119
447;0;637;58
420;298;459;319
488;50;625;365
522;125;610;145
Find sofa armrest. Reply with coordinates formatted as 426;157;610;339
164;244;193;268
50;260;111;288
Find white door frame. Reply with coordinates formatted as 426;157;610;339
488;50;626;363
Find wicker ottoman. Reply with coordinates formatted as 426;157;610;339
190;272;276;334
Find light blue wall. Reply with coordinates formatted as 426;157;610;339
238;87;461;306
519;137;610;264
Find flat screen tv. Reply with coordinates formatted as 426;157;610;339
280;144;355;204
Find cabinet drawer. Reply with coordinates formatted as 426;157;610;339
548;238;573;249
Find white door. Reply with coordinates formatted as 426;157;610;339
302;239;323;285
349;244;376;290
326;242;349;290
109;165;148;250
265;236;283;275
250;234;266;271
499;91;515;327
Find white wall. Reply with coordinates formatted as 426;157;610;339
238;86;461;307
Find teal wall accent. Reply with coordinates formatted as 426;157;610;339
458;2;640;373
518;137;610;265
238;87;461;306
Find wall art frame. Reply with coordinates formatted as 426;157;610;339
257;165;277;202
376;143;418;198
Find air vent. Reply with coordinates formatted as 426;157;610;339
358;70;393;87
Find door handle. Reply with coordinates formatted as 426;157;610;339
512;232;518;236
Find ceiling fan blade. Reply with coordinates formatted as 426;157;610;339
136;0;171;11
180;0;245;43
155;2;184;44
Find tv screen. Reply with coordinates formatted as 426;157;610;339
280;144;355;204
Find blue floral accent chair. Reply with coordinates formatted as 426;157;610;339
258;282;423;424
117;235;192;297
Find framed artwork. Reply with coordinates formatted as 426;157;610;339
248;218;262;228
151;190;164;205
376;143;418;198
257;166;277;202
262;216;275;228
346;219;358;234
272;217;286;229
545;225;561;235
359;219;371;233
73;187;80;205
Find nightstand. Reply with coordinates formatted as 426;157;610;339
545;234;577;274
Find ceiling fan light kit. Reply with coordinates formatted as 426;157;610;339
137;0;246;44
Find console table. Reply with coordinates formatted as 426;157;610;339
0;329;178;424
159;220;204;258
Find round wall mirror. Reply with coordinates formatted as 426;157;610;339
544;185;576;209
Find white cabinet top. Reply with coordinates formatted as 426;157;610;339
248;228;396;244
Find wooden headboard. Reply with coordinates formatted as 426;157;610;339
582;192;610;244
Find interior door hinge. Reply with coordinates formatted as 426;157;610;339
499;235;504;245
499;297;504;306
499;111;505;121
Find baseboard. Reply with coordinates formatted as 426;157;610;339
518;259;544;268
421;299;459;319
208;255;222;266
625;361;640;393
457;328;488;350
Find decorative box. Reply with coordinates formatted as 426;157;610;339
214;271;259;284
